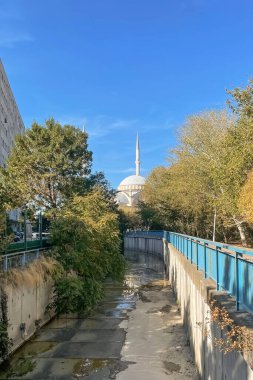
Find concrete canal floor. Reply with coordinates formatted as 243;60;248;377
0;253;197;379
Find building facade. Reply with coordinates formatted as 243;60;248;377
116;134;145;207
0;59;25;167
0;60;25;230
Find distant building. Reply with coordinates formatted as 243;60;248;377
0;59;25;167
0;59;25;230
116;134;145;207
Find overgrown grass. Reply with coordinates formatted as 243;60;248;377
5;257;60;288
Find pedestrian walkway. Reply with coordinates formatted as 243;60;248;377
117;275;197;379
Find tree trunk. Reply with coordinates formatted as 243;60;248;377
222;227;228;244
212;206;217;242
233;217;247;247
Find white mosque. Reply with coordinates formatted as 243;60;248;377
116;134;146;207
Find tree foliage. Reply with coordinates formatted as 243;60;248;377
49;189;126;315
239;170;253;223
138;105;253;244
139;111;237;240
3;119;92;215
139;166;180;230
0;119;125;316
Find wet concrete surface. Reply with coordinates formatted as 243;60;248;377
0;253;196;379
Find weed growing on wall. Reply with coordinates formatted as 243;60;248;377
0;290;12;360
205;300;253;354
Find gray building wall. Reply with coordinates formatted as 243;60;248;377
0;59;25;167
0;60;25;227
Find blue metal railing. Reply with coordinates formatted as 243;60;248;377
126;230;253;313
126;230;164;238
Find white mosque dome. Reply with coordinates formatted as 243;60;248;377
118;175;146;191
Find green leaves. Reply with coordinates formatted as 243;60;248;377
0;118;125;316
52;276;103;315
4;119;92;212
139;109;253;243
49;189;126;315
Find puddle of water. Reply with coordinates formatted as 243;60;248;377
73;358;109;377
15;341;57;357
0;341;57;378
146;304;172;314
116;302;135;310
104;309;126;318
0;356;36;379
138;292;151;302
73;358;134;379
160;304;172;313
163;360;181;373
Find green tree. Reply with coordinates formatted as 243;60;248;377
140;112;235;240
0;173;14;252
169;110;234;240
49;189;126;314
139;166;180;230
218;80;253;243
118;206;143;232
3;119;92;215
238;170;253;223
139;83;253;245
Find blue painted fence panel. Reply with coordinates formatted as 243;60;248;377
238;259;253;311
126;230;253;313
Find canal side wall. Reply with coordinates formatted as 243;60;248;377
124;235;253;380
4;276;54;353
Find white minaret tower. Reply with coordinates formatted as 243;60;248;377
135;133;140;176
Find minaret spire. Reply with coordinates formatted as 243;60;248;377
135;133;140;176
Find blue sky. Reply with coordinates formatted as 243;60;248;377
1;0;253;188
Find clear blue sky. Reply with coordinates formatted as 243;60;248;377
1;0;253;188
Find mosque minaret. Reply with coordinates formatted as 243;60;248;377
135;133;140;176
116;134;146;207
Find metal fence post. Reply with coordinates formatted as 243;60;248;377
196;240;199;269
190;239;193;264
204;243;207;279
216;246;220;290
235;252;240;311
22;252;26;267
186;238;189;260
163;231;168;242
3;255;8;272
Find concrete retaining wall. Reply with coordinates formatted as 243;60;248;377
5;277;54;352
125;235;253;380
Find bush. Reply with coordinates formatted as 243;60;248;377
49;189;126;315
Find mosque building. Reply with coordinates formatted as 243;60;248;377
116;134;145;207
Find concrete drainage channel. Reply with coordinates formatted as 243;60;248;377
0;254;197;379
